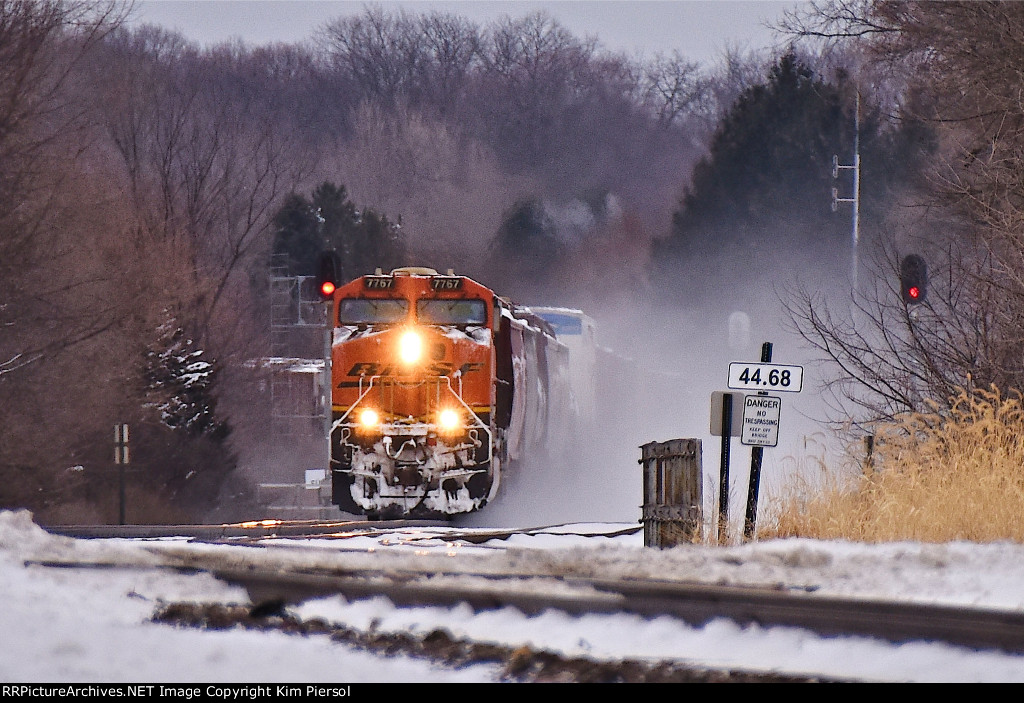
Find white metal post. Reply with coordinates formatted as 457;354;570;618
832;92;861;293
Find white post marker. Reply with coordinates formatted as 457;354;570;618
114;424;130;464
740;395;781;447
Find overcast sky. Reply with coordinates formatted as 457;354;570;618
131;1;804;65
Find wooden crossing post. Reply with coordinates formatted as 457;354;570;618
639;438;703;547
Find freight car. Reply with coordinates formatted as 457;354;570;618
325;267;573;519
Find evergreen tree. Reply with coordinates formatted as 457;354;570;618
349;208;405;277
650;52;926;303
312;182;358;277
490;198;563;285
654;54;844;273
270;182;404;281
270;192;324;277
134;313;239;522
144;316;228;441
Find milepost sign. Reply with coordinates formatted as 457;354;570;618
727;362;803;393
717;345;805;540
725;361;804;447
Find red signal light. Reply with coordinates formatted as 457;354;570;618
315;251;341;301
899;254;927;305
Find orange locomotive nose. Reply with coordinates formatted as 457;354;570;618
329;266;575;520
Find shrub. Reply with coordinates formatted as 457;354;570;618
766;388;1024;543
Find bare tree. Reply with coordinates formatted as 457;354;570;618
0;2;177;521
94;27;316;356
0;0;130;377
473;11;601;168
333;99;527;276
775;1;1024;427
782;226;1011;427
414;11;482;115
316;6;424;109
640;50;712;127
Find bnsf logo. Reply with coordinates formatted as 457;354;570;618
346;362;484;377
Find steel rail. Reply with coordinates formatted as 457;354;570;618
200;566;1024;656
37;521;1024;656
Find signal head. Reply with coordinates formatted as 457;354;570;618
899;254;927;306
315;251;341;301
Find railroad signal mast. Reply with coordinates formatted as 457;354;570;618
833;92;861;294
314;250;341;494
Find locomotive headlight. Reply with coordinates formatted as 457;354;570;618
358;408;380;429
438;408;460;432
399;330;423;364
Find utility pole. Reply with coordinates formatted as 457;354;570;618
832;91;861;294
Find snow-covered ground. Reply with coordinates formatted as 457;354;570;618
4;509;1024;683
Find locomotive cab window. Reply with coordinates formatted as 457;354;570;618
338;298;409;325
417;299;487;326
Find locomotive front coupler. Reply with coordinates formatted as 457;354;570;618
381;435;425;462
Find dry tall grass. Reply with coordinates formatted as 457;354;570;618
763;388;1024;543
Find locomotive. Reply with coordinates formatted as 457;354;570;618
325;266;574;519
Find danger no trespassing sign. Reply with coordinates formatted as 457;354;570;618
741;395;781;447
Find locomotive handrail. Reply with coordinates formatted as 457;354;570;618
438;374;492;465
334;374;383;427
335;373;488;435
438;374;484;428
335;373;492;466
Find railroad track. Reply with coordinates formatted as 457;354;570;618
42;518;449;541
38;520;1024;660
190;559;1024;659
43;519;641;543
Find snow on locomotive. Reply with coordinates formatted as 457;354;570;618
326;266;573;519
